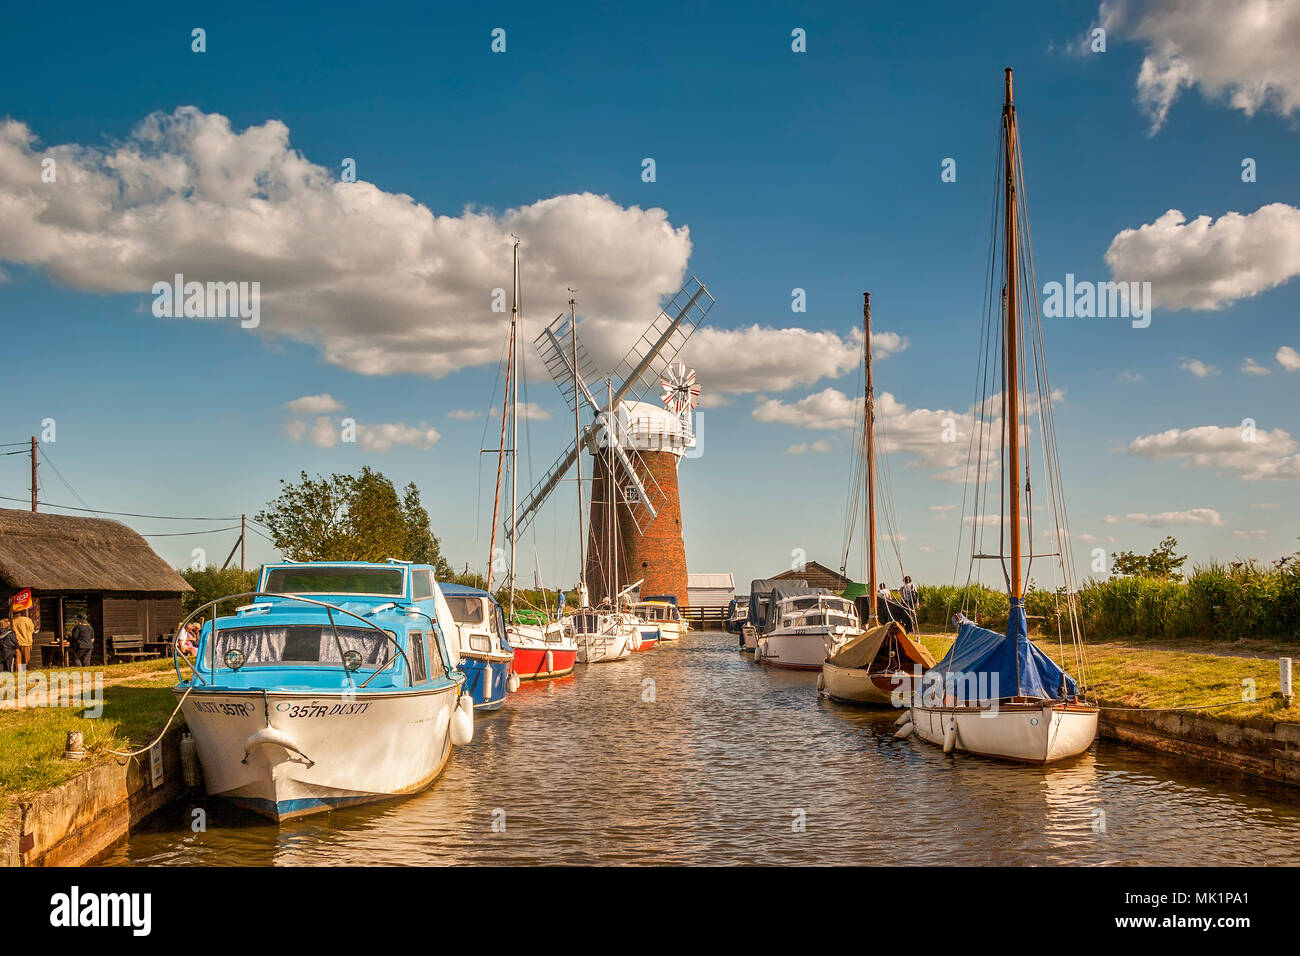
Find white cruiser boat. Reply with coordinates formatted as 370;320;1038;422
755;586;862;671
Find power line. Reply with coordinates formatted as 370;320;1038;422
140;526;241;537
0;494;241;521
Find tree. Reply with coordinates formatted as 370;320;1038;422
256;468;456;572
180;566;260;616
1111;535;1187;580
402;482;454;579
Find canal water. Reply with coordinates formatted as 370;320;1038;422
98;632;1300;866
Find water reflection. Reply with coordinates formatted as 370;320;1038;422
97;633;1300;866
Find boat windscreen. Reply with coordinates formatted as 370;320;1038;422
210;625;392;668
444;596;485;625
263;566;405;597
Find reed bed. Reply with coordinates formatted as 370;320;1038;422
915;561;1300;644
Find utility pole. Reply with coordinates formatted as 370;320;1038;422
240;514;246;572
30;436;37;512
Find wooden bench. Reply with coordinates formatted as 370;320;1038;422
109;633;153;663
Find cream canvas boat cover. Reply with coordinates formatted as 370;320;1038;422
825;621;936;671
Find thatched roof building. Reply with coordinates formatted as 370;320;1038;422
769;561;852;592
0;508;192;594
0;507;191;665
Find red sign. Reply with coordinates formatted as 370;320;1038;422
11;588;32;612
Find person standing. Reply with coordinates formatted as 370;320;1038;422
0;619;16;672
12;610;34;669
70;614;95;667
900;576;918;610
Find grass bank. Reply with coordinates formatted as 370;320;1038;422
915;560;1300;646
0;661;181;816
914;629;1296;725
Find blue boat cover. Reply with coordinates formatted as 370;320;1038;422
933;600;1077;701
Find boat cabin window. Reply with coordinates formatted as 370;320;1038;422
572;611;600;634
445;596;485;625
210;625;394;668
408;631;429;682
262;566;406;597
412;570;434;600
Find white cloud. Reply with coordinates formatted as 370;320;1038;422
918;545;937;553
928;504;955;513
1119;370;1145;383
446;409;482;420
286;393;342;413
681;325;906;399
786;440;831;455
1242;357;1270;376
357;422;440;452
1250;502;1280;509
1180;358;1218;377
284;416;439;451
1077;533;1099;543
1105;205;1300;310
1232;529;1269;540
0;108;697;380
1279;345;1300;371
489;402;551;421
753;388;1015;483
1128;424;1300;480
1103;509;1224;527
1097;0;1300;133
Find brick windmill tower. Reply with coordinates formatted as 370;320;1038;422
506;279;714;609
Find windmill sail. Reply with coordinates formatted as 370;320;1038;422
505;276;713;541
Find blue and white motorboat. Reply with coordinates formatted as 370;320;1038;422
438;583;518;710
174;560;474;822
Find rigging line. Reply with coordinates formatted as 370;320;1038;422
0;493;242;521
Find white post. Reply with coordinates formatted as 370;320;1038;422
1281;658;1293;706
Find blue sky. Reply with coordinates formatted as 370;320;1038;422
0;0;1297;593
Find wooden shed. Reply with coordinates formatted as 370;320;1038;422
0;507;192;666
769;561;853;592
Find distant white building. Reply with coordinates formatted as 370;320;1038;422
686;572;734;617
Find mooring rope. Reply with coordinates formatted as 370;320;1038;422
104;683;195;759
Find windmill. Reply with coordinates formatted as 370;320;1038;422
505;277;714;607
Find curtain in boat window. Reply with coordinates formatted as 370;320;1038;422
317;627;389;665
213;625;388;666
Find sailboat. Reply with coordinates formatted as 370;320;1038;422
907;69;1098;764
821;293;937;704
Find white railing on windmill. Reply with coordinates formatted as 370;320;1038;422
505;276;714;543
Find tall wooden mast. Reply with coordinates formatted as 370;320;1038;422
571;292;586;604
1003;67;1024;602
863;292;878;625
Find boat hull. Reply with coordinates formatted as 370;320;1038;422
910;699;1099;764
178;684;459;822
654;621;686;642
821;663;911;707
634;626;660;650
756;631;840;670
460;654;514;710
741;625;758;651
576;631;632;664
512;644;578;681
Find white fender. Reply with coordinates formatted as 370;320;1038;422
450;694;474;746
243;726;312;766
507;670;520;693
943;715;958;753
816;672;825;693
894;710;911;727
894;721;914;739
544;650;553;674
